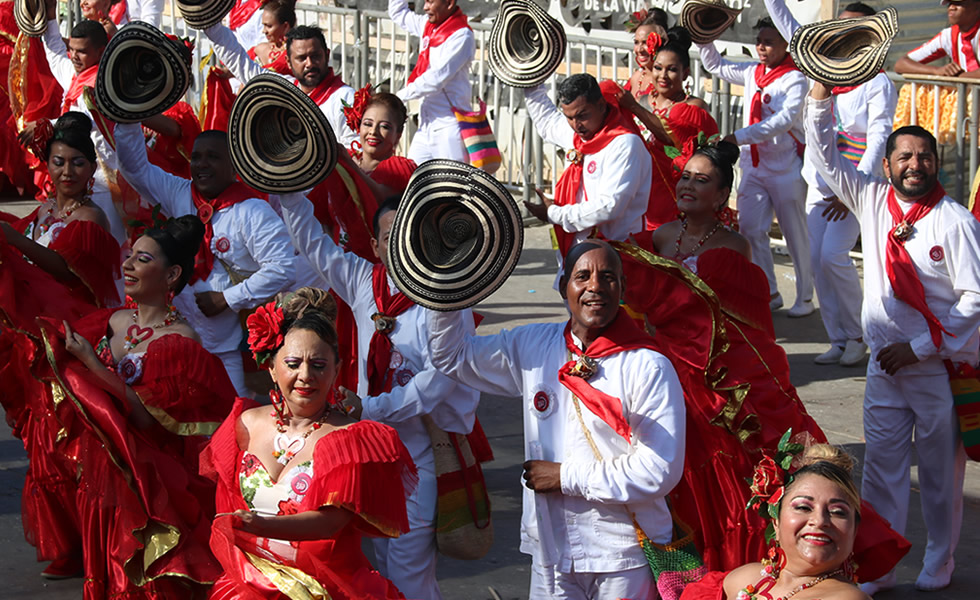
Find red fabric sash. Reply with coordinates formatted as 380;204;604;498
228;0;264;30
189;182;254;283
749;55;799;167
63;64;98;113
885;184;955;350
952;22;980;73
407;8;470;84
367;264;415;396
109;0;127;24
300;68;346;105
552;101;638;255
557;309;656;441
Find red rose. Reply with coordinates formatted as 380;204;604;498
749;455;783;501
277;498;301;516
646;32;663;57
246;303;284;366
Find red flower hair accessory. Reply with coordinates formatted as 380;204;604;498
746;429;805;542
342;83;373;133
646;32;664;57
665;130;721;173
247;301;285;369
626;9;648;33
164;33;195;67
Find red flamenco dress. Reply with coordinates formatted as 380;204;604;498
33;309;237;598
616;244;910;581
202;399;419;599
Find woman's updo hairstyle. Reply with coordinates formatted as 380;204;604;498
365;92;409;133
46;111;98;163
279;287;340;361
261;0;296;28
143;215;205;294
691;140;740;193
657;26;694;70
785;444;862;518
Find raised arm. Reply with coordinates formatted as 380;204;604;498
697;42;752;86
523;84;575;149
804;87;871;214
114;123;195;217
41;20;75;88
763;0;800;43
204;23;265;85
387;0;426;37
396;29;473;101
858;75;898;177
130;0;165;27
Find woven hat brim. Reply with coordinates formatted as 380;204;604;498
679;0;742;45
95;22;190;124
228;73;337;194
489;0;566;88
176;0;236;30
789;7;899;87
388;160;524;311
15;0;47;37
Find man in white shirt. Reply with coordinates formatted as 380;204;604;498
428;240;685;600
698;18;812;316
278;193;481;600
523;74;651;267
388;0;474;163
807;82;980;595
763;0;898;365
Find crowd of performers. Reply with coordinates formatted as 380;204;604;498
0;0;978;598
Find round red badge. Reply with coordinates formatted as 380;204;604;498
533;391;549;412
763;94;771;104
389;351;404;369
587;160;597;174
396;369;414;387
197;203;214;224
930;245;945;262
215;237;231;253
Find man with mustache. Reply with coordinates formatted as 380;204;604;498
522;74;652;269
807;81;980;595
427;240;685;600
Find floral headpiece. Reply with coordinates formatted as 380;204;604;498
247;300;285;369
165;33;196;67
665;131;721;173
342;83;373;133
646;31;664;57
625;9;648;33
746;429;805;542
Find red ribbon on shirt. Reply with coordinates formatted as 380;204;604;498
407;8;470;84
885;183;955;350
951;22;980;73
190;182;254;283
367;263;415;396
557;309;656;442
749;54;800;167
63;64;98;113
228;0;264;30
300;68;346;105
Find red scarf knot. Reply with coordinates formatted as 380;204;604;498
367;264;416;396
749;54;800;167
300;68;346;106
371;312;397;333
190;182;254;283
408;8;470;84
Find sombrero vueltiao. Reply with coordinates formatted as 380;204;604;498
176;0;235;30
488;0;566;88
789;7;899;87
679;0;742;45
14;0;46;37
387;160;524;311
95;22;191;123
228;73;337;193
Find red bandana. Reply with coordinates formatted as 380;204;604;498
299;68;346;105
407;8;470;84
557;309;656;441
367;264;416;395
228;0;264;30
63;64;98;114
552;101;639;255
749;54;800;167
885;183;955;349
190;182;254;283
951;21;980;73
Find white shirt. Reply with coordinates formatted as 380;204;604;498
427;311;686;573
124;0;164;27
524;85;651;245
204;23;358;147
278;192;481;466
115;123;298;354
806;96;980;372
388;0;475;128
908;25;980;72
698;42;808;173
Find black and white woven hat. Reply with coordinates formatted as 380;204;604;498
176;0;235;30
789;7;899;87
95;22;191;123
679;0;742;45
14;0;46;37
488;0;566;88
387;160;524;311
228;73;337;194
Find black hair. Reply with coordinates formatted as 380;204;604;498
70;19;109;49
754;17;780;34
143;215;205;294
46;111;97;163
886;125;939;161
657;26;694;70
561;240;622;283
640;7;669;30
261;0;297;28
286;25;328;57
691;140;740;192
196;129;228;145
280;287;340;362
373;195;401;238
366;92;409;133
557;73;603;106
842;2;876;16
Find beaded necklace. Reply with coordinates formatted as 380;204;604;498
123;305;181;351
272;412;328;465
35;196;90;237
673;219;723;259
737;567;845;600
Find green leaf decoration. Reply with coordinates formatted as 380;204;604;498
664;145;682;159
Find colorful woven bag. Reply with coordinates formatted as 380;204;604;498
450;99;502;174
946;361;980;461
636;515;709;600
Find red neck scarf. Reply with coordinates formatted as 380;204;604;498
407;8;470;84
557;309;656;441
299;68;346;105
552;102;639;255
831;72;882;96
885;183;955;349
64;64;98;113
749;54;799;167
952;21;980;73
367;264;416;396
109;0;127;24
190;182;254;283
229;0;264;30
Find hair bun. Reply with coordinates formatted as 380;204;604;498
666;26;692;53
714;140;740;167
54;111;93;135
798;443;856;475
167;215;205;256
280;287;337;325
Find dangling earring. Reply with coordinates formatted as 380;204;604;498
166;289;175;306
84;177;94;203
760;542;785;579
842;553;858;583
269;385;286;424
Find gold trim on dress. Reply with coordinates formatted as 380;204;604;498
244;552;332;600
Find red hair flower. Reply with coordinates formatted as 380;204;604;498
342;83;373;133
749;455;784;507
646;32;664;57
246;301;285;368
626;9;648;33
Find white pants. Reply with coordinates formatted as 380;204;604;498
737;166;812;302
530;559;657;600
862;359;967;576
806;192;863;345
373;465;441;599
215;349;248;397
408;119;468;164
